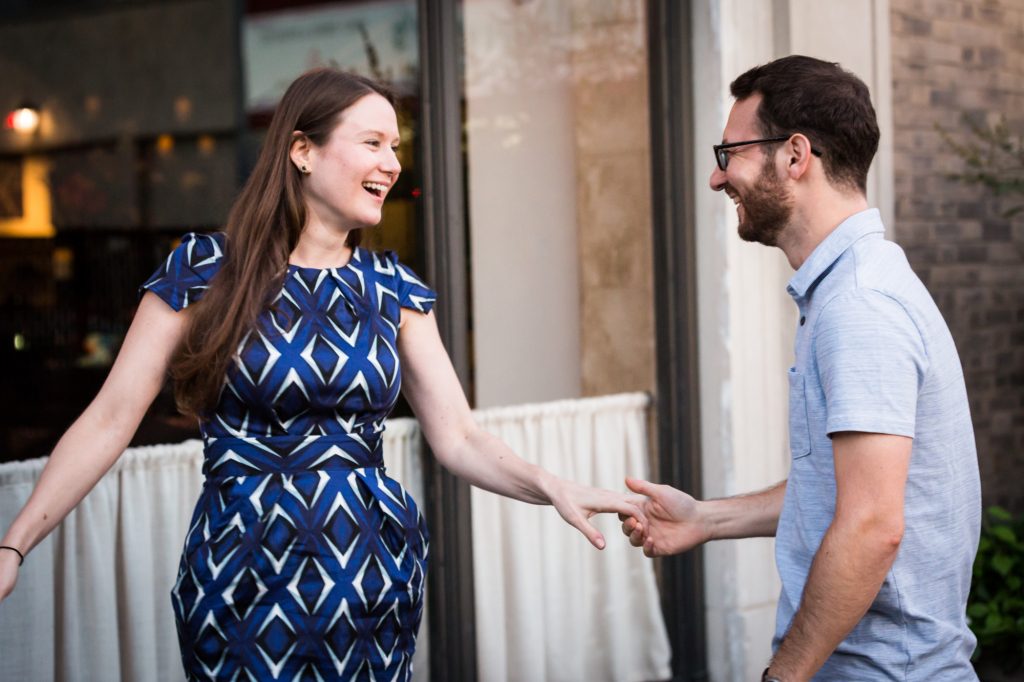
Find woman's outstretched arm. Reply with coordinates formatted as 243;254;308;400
0;292;189;602
397;309;644;549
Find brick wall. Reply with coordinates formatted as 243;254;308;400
891;0;1024;513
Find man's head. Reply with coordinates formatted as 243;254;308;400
710;56;879;248
729;55;879;193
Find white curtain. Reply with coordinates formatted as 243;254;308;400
472;392;671;682
0;394;670;681
0;440;203;681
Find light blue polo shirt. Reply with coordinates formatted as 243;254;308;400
775;208;981;680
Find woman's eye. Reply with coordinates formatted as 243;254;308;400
366;140;381;148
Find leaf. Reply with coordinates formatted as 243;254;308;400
985;612;1004;631
969;603;990;618
993;553;1015;576
992;525;1017;545
988;507;1013;522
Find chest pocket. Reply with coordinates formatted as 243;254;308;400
788;367;811;459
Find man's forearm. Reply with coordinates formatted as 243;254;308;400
702;480;786;540
767;514;902;680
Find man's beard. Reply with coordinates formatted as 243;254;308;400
735;159;793;246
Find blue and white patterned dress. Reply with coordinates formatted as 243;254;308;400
141;232;433;681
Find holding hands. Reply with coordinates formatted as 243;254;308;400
545;477;649;550
618;477;712;557
618;478;784;557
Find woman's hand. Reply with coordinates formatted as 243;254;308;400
545;477;647;550
0;550;20;606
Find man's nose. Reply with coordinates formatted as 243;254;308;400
709;164;727;192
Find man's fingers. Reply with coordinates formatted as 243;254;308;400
629;527;644;547
625;477;657;497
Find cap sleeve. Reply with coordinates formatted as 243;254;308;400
139;232;226;311
384;250;436;315
813;288;928;438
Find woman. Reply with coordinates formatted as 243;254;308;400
0;69;643;680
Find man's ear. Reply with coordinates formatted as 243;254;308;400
785;133;815;180
289;131;312;173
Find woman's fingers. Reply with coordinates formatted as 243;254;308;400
557;482;659;550
570;514;606;550
618;493;647;522
606;499;648;529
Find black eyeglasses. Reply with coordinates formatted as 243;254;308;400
713;135;822;171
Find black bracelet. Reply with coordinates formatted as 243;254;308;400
0;545;25;566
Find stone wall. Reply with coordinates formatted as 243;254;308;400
891;0;1024;513
570;1;655;399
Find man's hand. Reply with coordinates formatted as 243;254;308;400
619;479;786;557
618;477;712;557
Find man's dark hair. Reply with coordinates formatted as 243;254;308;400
730;55;880;193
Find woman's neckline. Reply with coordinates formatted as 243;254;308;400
287;246;360;271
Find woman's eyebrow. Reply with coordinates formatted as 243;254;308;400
355;129;399;140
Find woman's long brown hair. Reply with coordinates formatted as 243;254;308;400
171;69;394;418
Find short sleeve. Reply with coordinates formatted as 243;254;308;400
385;251;436;315
139;232;226;311
813;289;929;438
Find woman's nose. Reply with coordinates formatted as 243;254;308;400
382;148;401;174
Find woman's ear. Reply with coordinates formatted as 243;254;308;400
289;131;312;174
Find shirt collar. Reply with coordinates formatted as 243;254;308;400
786;208;884;300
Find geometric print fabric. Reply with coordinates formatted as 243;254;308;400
141;233;435;681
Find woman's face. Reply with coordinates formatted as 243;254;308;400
301;93;401;232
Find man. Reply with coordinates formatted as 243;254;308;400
623;55;981;680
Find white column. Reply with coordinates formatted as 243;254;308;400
691;1;892;680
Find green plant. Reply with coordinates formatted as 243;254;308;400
968;506;1024;675
938;117;1024;218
